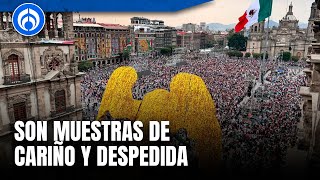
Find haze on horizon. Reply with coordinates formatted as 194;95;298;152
76;0;314;27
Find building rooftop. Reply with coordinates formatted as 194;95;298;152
98;23;128;30
73;23;103;28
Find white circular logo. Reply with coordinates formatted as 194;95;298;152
12;3;45;36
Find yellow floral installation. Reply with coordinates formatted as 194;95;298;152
167;73;222;167
97;66;141;120
97;67;222;167
136;89;170;122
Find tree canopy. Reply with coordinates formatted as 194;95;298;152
282;52;292;61
78;60;93;72
228;33;248;51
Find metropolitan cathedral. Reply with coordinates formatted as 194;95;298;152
247;2;316;59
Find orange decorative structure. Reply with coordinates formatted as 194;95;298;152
97;66;141;120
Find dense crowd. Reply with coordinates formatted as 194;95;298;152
81;54;306;169
223;65;306;170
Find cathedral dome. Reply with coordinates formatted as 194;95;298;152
282;2;298;21
283;14;297;21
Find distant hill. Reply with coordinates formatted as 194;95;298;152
176;21;309;32
206;23;235;31
265;20;279;28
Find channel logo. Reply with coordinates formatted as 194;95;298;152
12;3;45;37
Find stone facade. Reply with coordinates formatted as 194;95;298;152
0;12;83;136
247;3;314;59
300;1;320;166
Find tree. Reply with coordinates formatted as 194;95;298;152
78;60;93;72
292;56;299;62
253;53;261;59
217;40;224;47
160;47;172;56
282;52;292;61
227;33;248;51
123;49;130;60
206;41;215;48
227;51;235;57
235;51;243;58
245;52;251;58
260;52;269;60
227;50;242;58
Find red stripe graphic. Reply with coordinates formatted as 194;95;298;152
235;12;248;33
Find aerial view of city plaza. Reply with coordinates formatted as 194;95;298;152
0;0;320;177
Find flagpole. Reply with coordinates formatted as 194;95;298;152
261;17;270;85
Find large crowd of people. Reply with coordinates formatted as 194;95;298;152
223;65;306;171
80;53;307;169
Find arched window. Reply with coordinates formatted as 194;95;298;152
55;90;66;113
254;26;258;32
7;54;20;81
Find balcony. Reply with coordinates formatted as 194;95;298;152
3;74;31;85
50;105;75;118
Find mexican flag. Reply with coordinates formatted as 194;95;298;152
126;41;132;51
235;0;273;32
147;39;153;50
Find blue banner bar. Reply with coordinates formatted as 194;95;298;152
0;0;213;12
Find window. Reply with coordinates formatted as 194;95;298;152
8;54;20;81
48;58;60;71
55;90;66;113
14;102;27;121
254;26;258;32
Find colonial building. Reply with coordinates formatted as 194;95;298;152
176;30;201;51
0;12;83;136
130;17;177;55
299;1;320;166
73;18;130;67
247;3;313;59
